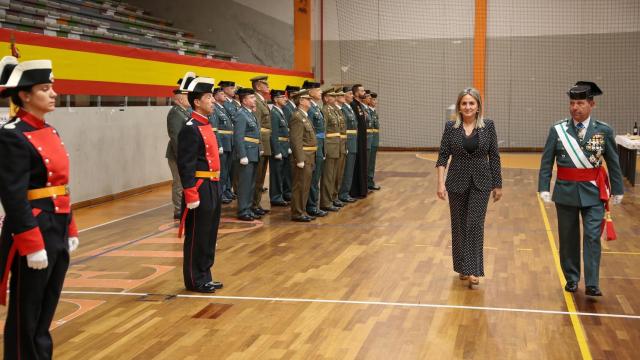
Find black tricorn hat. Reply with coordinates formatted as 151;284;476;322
1;59;53;98
567;81;603;100
187;77;215;94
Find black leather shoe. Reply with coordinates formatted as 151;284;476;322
333;200;344;207
308;209;328;217
320;206;339;212
208;281;223;289
307;214;316;220
222;198;233;204
258;207;270;214
252;207;266;215
238;214;255;221
173;214;181;220
292;215;312;222
564;281;578;293
339;197;356;203
189;283;216;293
283;195;292;202
251;212;262;219
368;184;381;191
271;201;289;207
585;286;602;296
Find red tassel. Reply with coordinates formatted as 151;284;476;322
605;216;617;241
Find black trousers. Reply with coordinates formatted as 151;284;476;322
448;187;490;277
4;212;70;360
183;181;221;289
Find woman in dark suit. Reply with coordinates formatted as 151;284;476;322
436;87;502;288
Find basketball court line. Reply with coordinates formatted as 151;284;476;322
59;290;640;320
78;203;172;233
537;195;592;360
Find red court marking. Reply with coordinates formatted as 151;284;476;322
65;264;174;290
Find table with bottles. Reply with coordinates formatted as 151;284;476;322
615;134;640;186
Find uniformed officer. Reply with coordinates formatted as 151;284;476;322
233;88;262;221
269;89;290;206
0;58;79;359
319;88;341;212
213;87;235;203
250;75;272;216
166;72;195;219
332;88;348;207
368;92;381;190
338;86;358;203
302;80;328;218
363;91;374;192
350;84;370;198
538;81;624;297
284;85;301;123
177;76;223;293
219;80;239;118
282;85;300;202
289;89;317;222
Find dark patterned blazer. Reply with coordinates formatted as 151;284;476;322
436;119;502;193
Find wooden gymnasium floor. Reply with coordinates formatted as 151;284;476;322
1;152;639;359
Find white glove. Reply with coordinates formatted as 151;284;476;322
611;195;623;205
187;201;200;209
260;150;264;155
240;157;249;165
288;148;292;154
346;150;349;154
539;191;552;203
68;237;79;252
274;153;283;160
26;249;48;270
219;147;224;154
296;162;305;169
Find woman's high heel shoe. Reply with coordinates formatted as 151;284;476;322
468;275;480;289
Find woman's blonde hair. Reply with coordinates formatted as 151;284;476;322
454;87;485;128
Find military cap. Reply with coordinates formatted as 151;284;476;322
213;87;224;95
270;89;286;98
218;80;235;88
567;81;603;100
0;56;19;86
250;75;268;83
236;87;255;96
370;92;378;98
302;80;321;89
285;85;301;93
342;86;352;93
292;89;312;99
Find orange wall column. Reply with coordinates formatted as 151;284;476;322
294;0;312;72
472;0;487;97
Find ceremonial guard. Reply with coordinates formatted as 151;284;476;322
538;81;624;296
177;77;223;293
319;89;341;212
233;88;262;221
166;73;195;219
289;90;317;222
220;80;238;118
250;75;272;216
303;80;328;217
338;86;358;203
350;84;369;198
269;89;291;206
0;58;79;358
367;92;381;190
213;87;235;203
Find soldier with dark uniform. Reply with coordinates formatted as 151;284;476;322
320;88;341;212
213;87;235;204
538;81;624;297
284;85;301;123
269;89;290;206
167;72;195;218
339;86;358;203
350;84;369;198
303;80;328;218
0;58;80;358
233;88;262;221
177;77;223;294
289;89;317;222
281;85;300;201
250;75;272;216
368;92;381;190
363;91;375;191
220;80;238;118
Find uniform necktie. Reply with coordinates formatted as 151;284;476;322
576;122;586;141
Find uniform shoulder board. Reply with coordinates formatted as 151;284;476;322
594;119;610;127
553;118;569;125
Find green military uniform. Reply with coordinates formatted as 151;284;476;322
233;105;261;219
367;105;380;189
320;100;342;210
166;104;191;218
214;102;234;202
306;99;325;214
333;102;348;204
253;91;272;211
339;100;358;202
539;115;623;290
290;105;317;220
269;91;290;205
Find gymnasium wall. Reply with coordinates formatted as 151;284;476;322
126;0;295;69
320;0;640;148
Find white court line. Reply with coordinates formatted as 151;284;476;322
61;290;640;320
78;203;171;233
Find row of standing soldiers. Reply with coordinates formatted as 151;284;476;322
166;75;383;222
